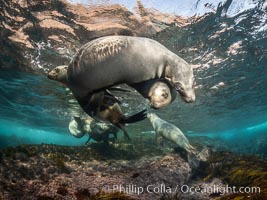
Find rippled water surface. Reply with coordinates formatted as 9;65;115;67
0;1;266;157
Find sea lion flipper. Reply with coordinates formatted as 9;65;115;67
104;92;121;105
117;123;131;141
121;109;147;124
108;87;131;93
187;151;200;169
85;136;91;145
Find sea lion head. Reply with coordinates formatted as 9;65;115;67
148;82;173;109
165;58;196;103
47;65;68;84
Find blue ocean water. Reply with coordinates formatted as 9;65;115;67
0;1;266;157
0;56;266;155
0;70;88;146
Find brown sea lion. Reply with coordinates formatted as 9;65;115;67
65;36;195;115
147;112;199;167
47;66;176;109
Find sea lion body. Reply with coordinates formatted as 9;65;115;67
48;65;176;109
147;113;195;154
67;36;195;103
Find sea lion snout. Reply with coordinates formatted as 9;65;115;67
47;70;57;80
184;94;196;103
179;88;196;103
174;81;196;103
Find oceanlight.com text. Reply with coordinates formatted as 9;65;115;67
180;184;261;196
110;184;261;196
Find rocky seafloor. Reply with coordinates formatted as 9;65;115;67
0;137;266;200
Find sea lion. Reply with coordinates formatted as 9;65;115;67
147;113;196;154
66;36;196;114
149;81;176;109
47;66;146;140
90;91;147;141
130;79;177;109
69;116;119;144
48;66;175;109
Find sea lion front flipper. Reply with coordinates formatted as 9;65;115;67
108;87;131;93
117;123;131;141
121;109;147;124
104;91;122;105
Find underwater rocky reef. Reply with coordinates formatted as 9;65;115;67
0;140;266;200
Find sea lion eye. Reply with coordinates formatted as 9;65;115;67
174;83;182;91
162;93;168;98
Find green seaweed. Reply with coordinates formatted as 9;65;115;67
47;152;67;170
194;151;267;200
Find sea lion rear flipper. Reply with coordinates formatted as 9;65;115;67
187;152;200;169
121;109;147;124
85;136;91;145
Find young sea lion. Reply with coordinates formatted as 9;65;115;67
130;79;177;109
92;91;147;141
147;113;196;157
149;81;176;109
66;36;195;115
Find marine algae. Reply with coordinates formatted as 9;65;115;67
195;151;267;200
